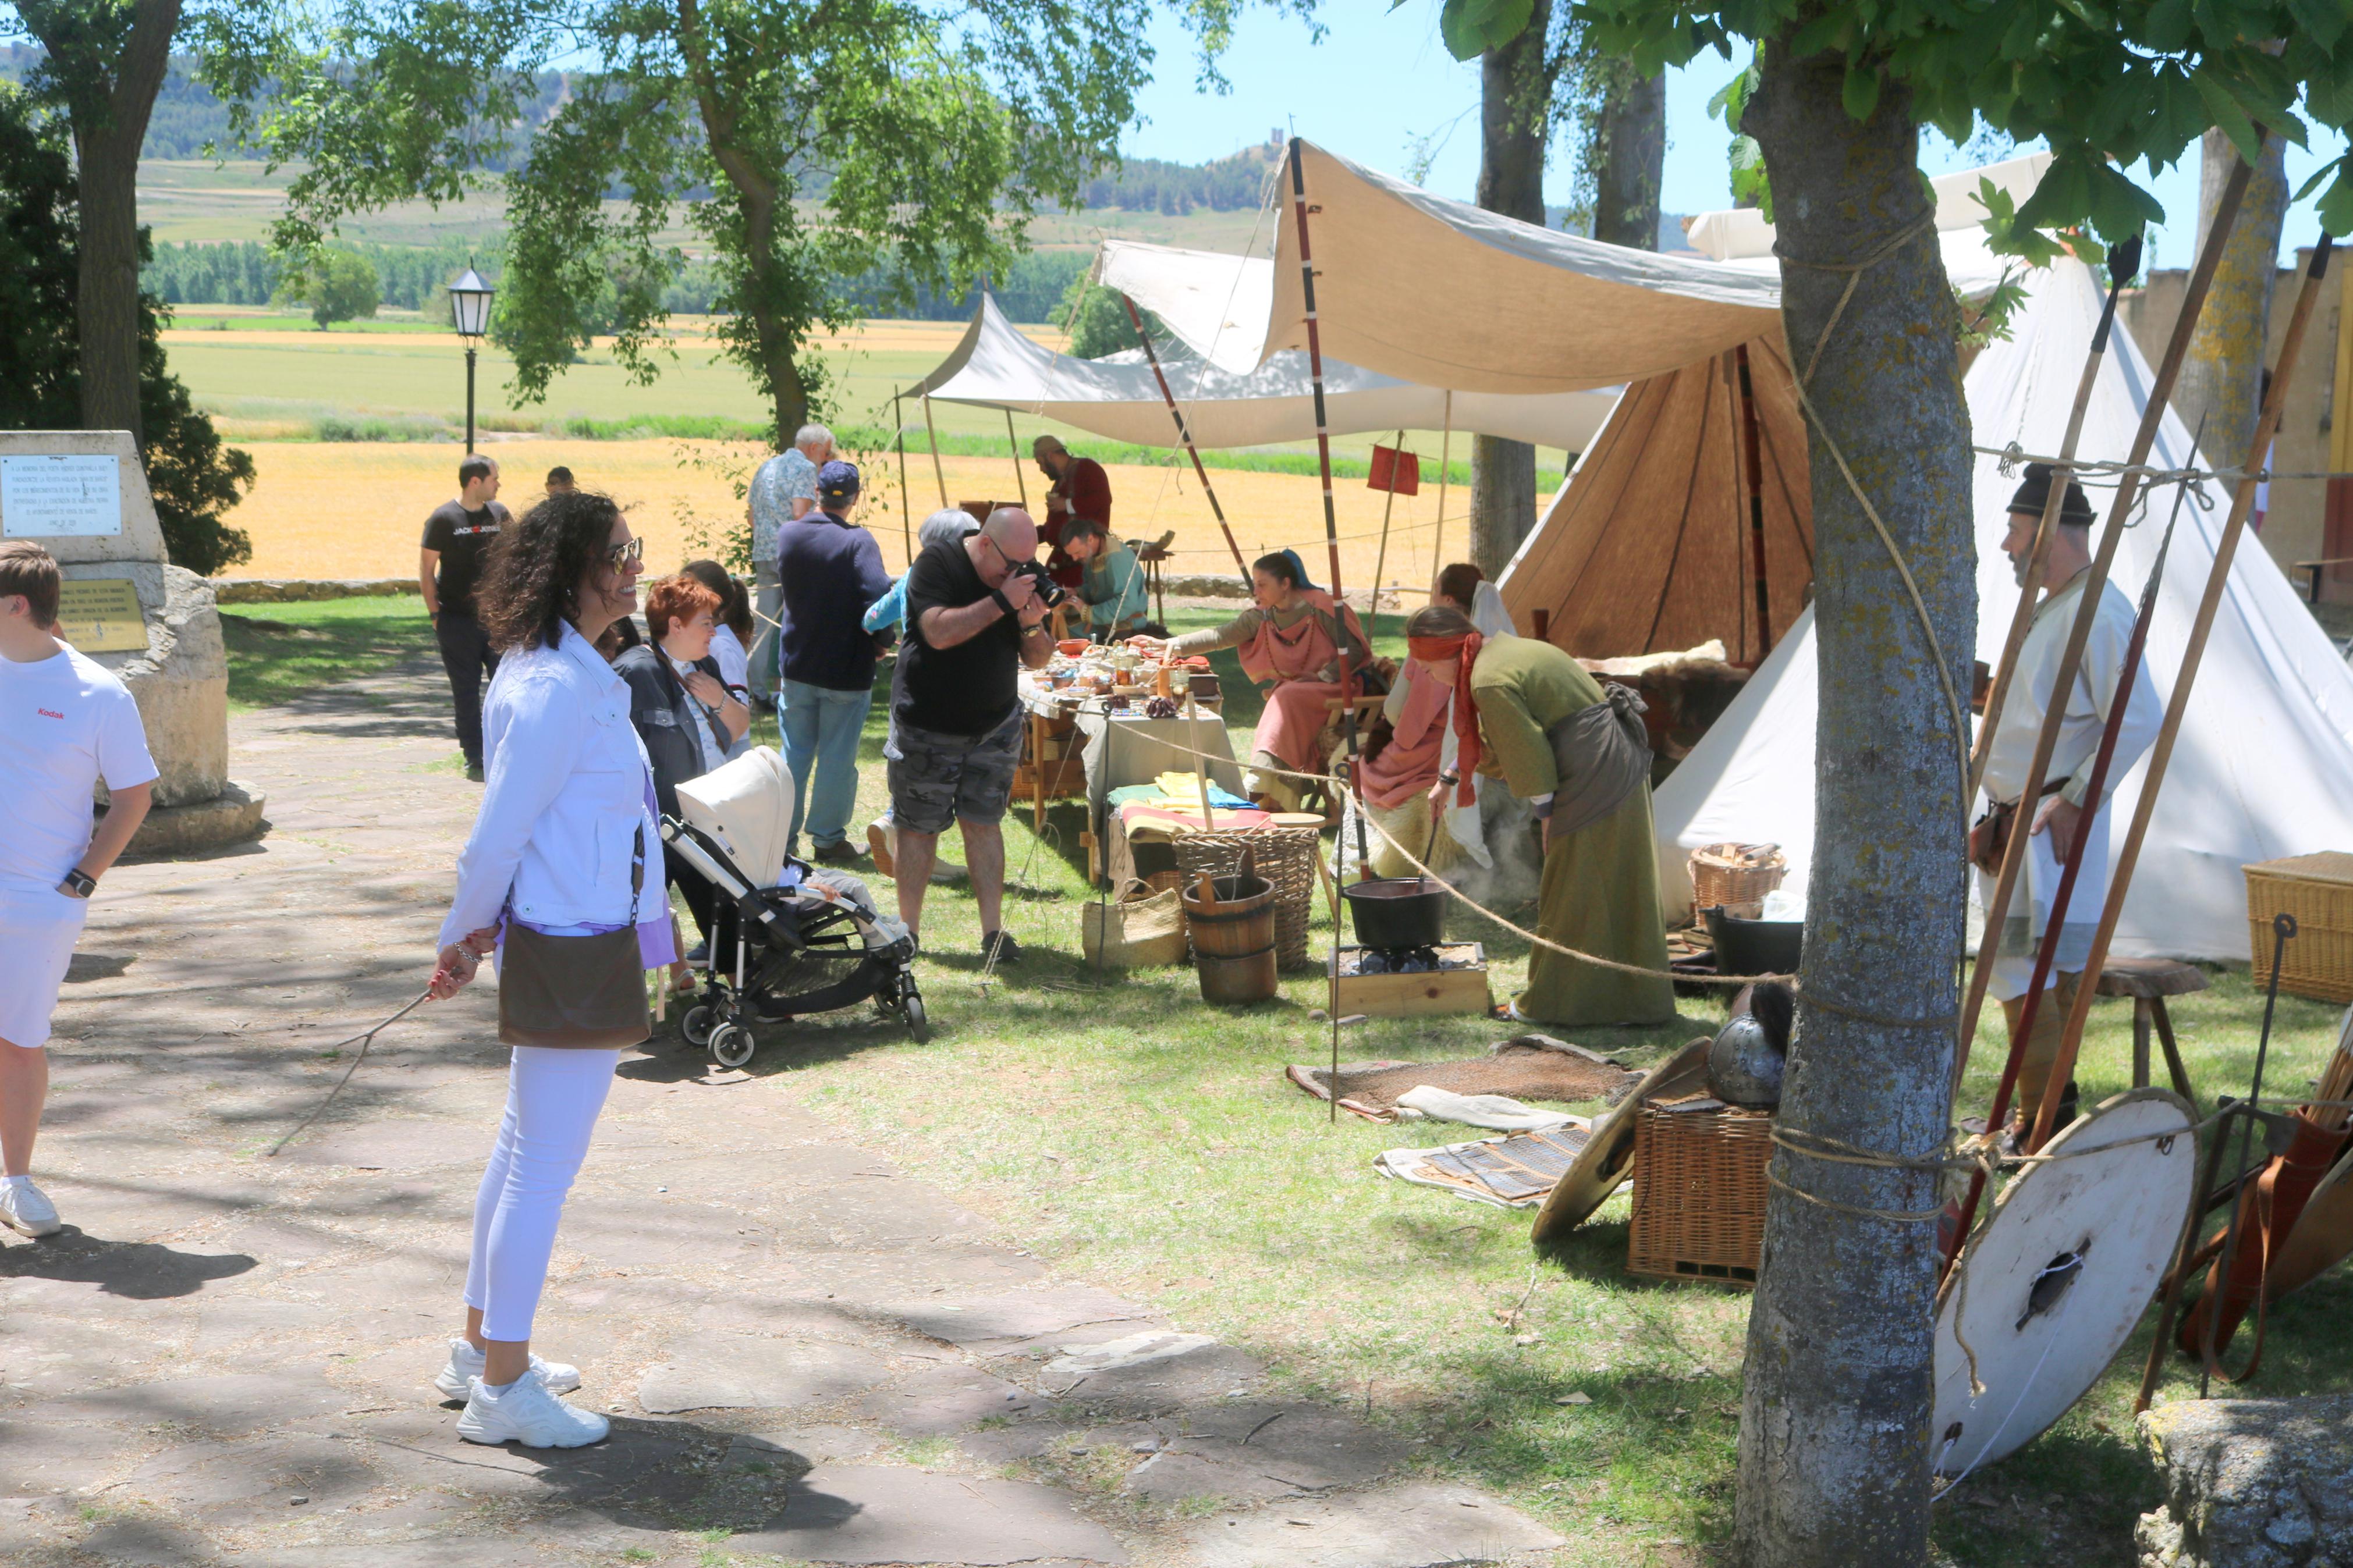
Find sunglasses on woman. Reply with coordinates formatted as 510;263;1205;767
605;536;644;569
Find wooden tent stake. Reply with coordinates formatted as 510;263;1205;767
2029;236;2337;1152
1286;138;1344;600
1369;428;1404;618
921;393;947;507
1969;237;2143;802
1953;148;2259;1083
1733;344;1775;659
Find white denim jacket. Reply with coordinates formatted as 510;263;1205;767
437;622;663;948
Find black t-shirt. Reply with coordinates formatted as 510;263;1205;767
895;538;1022;735
421;499;511;617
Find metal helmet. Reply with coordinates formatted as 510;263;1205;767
1707;1009;1787;1109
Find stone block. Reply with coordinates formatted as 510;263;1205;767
125;781;266;858
96;564;230;808
2137;1395;2353;1566
731;1464;1130;1565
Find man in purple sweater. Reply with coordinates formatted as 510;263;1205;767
775;461;893;862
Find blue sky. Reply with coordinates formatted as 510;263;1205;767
1123;2;2348;269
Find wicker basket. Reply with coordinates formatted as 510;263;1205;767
1689;843;1787;920
2246;853;2353;1003
1174;826;1322;970
1627;1096;1774;1288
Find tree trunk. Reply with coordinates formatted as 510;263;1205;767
1468;0;1551;578
40;0;182;440
1591;68;1664;251
1736;40;1975;1568
2177;127;2288;486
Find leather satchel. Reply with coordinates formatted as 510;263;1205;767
497;824;651;1049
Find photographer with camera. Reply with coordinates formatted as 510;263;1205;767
885;507;1053;962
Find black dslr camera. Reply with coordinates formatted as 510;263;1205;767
1009;559;1068;609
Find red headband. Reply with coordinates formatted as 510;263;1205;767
1410;632;1482;806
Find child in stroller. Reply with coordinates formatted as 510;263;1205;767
661;747;924;1067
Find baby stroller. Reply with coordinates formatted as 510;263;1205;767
661;747;925;1068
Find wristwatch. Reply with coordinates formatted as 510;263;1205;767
61;867;97;899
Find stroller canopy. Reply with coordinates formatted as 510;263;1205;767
676;747;796;887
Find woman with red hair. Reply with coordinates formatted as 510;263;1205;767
1404;605;1674;1028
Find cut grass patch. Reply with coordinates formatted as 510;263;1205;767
219;593;436;712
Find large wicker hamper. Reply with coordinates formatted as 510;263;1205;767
2245;853;2353;1003
1626;1096;1775;1288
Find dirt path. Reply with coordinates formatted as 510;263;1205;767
2;657;1563;1567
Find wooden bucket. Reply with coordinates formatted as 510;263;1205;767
1182;849;1277;1004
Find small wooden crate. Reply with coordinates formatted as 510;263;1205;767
2246;853;2353;1003
1329;944;1490;1018
1626;1096;1774;1288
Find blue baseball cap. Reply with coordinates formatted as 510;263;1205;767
817;460;861;503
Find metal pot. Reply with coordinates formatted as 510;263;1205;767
1341;876;1447;950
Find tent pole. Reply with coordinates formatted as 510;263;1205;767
2027;236;2334;1154
1968;238;2143;803
1733;343;1774;659
1369;429;1404;620
921;393;947;507
1953;147;2258;1084
1286;138;1344;599
1123;293;1246;576
893;386;913;566
1005;409;1028;509
1432;392;1453;586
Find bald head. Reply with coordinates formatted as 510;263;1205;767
1030;436;1066;457
969;507;1039;588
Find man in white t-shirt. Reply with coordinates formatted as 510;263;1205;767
0;542;158;1238
746;423;831;707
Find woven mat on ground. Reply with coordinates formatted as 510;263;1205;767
1375;1124;1595;1208
1286;1041;1641;1123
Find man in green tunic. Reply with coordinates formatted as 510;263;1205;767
1407;606;1676;1028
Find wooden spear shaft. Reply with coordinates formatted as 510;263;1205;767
1369;428;1404;617
2027;235;2337;1153
1952;148;2258;1082
1969;238;2143;802
1431;392;1453;584
1005;408;1028;509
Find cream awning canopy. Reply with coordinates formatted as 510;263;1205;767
907;293;1619;451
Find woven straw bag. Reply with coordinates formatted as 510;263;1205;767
1084;880;1189;968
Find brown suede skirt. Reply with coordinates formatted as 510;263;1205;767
497;924;650;1049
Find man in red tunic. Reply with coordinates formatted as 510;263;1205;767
1031;436;1110;589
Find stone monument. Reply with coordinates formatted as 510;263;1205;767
1;430;264;853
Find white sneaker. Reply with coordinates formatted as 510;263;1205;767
0;1179;61;1238
433;1338;581;1399
455;1367;610;1448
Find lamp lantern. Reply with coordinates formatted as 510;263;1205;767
447;266;495;451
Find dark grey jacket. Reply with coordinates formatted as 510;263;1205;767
615;644;729;818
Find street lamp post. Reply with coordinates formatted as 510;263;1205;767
447;266;495;453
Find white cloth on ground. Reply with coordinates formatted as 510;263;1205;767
466;1046;619;1342
1392;1085;1577;1132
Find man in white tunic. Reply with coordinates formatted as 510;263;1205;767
1975;464;2163;1135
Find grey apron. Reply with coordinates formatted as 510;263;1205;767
1543;683;1653;837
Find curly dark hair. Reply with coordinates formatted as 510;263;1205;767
477;489;626;653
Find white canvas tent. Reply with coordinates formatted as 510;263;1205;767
908;293;1619;451
1652;255;2353;962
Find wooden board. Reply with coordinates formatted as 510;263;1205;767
1329;943;1489;1018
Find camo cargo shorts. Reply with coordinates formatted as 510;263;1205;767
884;705;1027;835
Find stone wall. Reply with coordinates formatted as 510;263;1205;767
99;565;228;809
2136;1395;2353;1566
212;578;413;604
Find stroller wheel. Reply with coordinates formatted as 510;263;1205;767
903;991;930;1043
708;1021;755;1069
682;1004;716;1048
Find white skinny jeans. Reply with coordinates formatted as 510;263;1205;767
464;1046;618;1341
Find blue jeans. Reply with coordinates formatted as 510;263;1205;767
779;679;872;851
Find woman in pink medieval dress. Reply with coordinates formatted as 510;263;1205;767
1140;551;1372;812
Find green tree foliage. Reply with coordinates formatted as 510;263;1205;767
0;87;254;574
198;0;1163;440
274;246;379;328
1053;278;1158;358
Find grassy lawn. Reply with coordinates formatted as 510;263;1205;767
230;592;2353;1565
218;592;439;711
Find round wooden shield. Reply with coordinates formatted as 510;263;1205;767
1931;1087;2196;1478
2263;1143;2353;1303
1529;1037;1709;1243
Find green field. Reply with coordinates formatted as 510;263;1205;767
138;158;1279;254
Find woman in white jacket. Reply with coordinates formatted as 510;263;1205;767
425;488;661;1448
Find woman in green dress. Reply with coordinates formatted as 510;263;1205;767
1406;605;1676;1028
